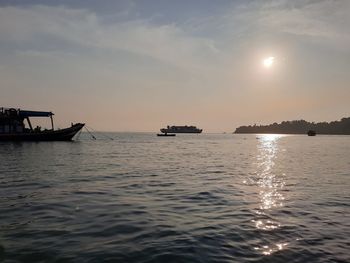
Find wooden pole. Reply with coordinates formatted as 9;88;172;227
26;117;33;131
50;115;54;130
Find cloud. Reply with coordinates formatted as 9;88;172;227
1;1;348;71
0;5;220;73
258;0;350;41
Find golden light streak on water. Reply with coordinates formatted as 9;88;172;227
254;134;288;255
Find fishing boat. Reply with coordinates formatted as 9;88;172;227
0;107;84;141
160;125;202;134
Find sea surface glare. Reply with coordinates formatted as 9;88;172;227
0;133;349;262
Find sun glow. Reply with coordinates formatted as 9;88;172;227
263;57;274;68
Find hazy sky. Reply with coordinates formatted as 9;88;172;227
1;0;349;132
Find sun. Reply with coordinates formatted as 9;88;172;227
263;57;274;68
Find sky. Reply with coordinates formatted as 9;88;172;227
1;0;349;132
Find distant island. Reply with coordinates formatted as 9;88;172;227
234;117;350;135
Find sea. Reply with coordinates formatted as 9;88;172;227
0;133;349;263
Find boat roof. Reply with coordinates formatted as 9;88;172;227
19;110;54;117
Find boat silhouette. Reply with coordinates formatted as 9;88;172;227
307;130;316;136
160;125;202;134
0;107;84;141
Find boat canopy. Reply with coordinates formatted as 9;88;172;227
19;110;54;117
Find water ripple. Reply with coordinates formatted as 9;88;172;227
0;134;349;262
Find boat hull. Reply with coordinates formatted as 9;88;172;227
160;129;202;134
0;123;84;141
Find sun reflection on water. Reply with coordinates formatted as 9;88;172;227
254;242;289;255
256;134;285;210
253;219;281;230
253;134;288;255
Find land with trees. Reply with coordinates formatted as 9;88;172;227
234;117;350;135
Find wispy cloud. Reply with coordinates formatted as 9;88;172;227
0;5;220;72
258;0;350;42
1;1;348;67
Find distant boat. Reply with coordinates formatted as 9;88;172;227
160;125;202;134
307;130;316;136
157;133;176;137
0;107;84;141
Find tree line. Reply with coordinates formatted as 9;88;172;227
234;117;350;134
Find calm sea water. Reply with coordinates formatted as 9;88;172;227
0;133;349;262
